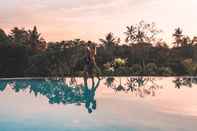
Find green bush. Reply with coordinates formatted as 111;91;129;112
113;58;127;68
145;63;158;75
131;64;143;75
115;66;129;76
181;59;196;75
158;67;174;76
103;68;114;76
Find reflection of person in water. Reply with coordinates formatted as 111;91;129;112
83;78;100;114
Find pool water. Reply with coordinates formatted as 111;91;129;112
0;77;197;131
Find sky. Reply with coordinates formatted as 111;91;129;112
0;0;197;44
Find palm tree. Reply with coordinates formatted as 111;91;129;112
29;26;46;51
99;32;119;49
173;27;183;47
99;32;120;62
136;29;145;43
124;25;136;45
125;21;161;45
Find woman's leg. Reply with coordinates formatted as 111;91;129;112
84;66;89;87
94;64;101;79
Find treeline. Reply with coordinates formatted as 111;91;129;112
0;21;197;77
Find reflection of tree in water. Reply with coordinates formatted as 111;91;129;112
0;80;10;91
104;77;115;88
105;77;162;97
0;77;197;113
173;77;197;89
112;77;197;97
0;78;100;114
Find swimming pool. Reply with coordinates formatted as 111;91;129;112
0;77;197;131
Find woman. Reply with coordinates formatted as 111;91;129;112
84;41;100;85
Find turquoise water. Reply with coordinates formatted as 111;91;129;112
0;77;197;131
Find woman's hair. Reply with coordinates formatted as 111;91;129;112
87;41;92;47
90;46;96;56
86;41;96;56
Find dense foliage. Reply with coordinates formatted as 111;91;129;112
0;22;197;77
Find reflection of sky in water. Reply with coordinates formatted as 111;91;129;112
0;77;197;131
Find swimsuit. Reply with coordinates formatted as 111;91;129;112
84;55;94;75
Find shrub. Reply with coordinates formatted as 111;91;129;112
181;59;197;75
115;66;130;76
131;64;143;75
113;58;127;68
158;67;174;76
145;63;158;75
103;68;114;76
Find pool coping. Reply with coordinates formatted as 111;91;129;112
0;76;197;80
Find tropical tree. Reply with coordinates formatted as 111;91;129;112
0;28;10;45
155;38;169;48
181;36;192;46
173;27;183;47
125;25;136;44
9;27;29;45
125;21;161;45
29;26;46;52
99;32;120;49
99;32;120;63
72;39;86;46
192;36;197;45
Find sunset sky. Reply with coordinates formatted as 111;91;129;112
0;0;197;43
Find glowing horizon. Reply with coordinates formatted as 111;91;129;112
1;0;197;44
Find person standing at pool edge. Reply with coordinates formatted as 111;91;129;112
84;41;101;86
